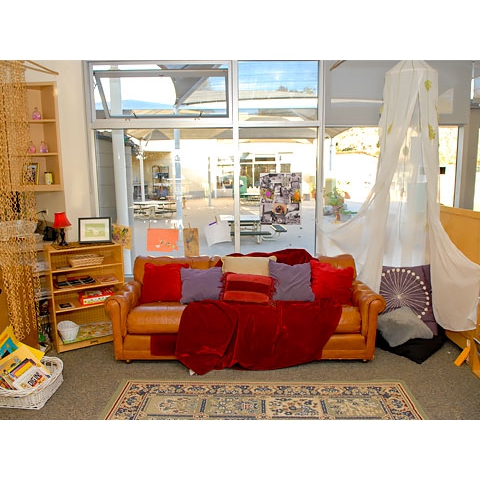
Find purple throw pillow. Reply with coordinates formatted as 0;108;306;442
380;265;438;336
180;267;223;304
268;260;315;302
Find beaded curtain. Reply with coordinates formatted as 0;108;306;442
0;60;40;341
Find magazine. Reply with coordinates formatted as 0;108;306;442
0;344;50;391
0;326;44;361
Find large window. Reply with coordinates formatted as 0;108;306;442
88;61;321;270
92;62;229;119
238;61;318;122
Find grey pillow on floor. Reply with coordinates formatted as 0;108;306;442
377;306;433;348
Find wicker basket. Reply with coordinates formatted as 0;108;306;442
67;254;104;267
0;356;64;410
57;320;79;342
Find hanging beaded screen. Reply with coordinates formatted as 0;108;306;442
0;60;40;342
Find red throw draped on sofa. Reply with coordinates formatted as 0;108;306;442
171;299;342;375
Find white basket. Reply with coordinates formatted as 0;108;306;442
0;356;64;410
57;320;79;342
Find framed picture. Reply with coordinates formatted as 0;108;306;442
24;163;39;184
78;217;112;243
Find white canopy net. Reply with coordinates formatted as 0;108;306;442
318;60;480;332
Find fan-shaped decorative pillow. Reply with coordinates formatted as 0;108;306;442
380;265;437;335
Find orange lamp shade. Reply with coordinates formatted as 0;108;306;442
53;212;71;229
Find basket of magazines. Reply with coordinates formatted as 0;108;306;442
0;356;64;410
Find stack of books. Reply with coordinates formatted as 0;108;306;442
0;326;51;391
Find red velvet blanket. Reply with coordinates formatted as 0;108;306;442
173;299;342;375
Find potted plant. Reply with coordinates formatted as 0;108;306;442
324;187;352;222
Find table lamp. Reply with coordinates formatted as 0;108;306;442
53;212;71;246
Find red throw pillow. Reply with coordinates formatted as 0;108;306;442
140;262;189;303
221;272;275;304
310;260;354;304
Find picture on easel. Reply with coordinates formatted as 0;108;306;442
183;227;199;256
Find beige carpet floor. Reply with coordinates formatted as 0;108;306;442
1;338;478;420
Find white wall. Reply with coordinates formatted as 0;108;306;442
25;61;93;241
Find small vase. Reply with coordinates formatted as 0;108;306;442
40;141;48;153
28;141;36;154
32;107;42;120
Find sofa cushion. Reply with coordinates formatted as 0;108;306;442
377;306;434;348
140;262;189;304
134;255;214;283
221;255;276;276
268;260;314;301
127;304;185;334
221;272;275;304
180;267;223;303
380;264;438;335
310;260;354;305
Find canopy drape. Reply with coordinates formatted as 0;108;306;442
318;60;480;332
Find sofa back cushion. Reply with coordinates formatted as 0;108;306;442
134;255;215;283
316;254;357;278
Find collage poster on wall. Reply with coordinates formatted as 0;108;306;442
259;172;302;225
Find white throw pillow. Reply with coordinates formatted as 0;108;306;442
221;255;276;277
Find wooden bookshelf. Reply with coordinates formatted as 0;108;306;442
45;243;124;352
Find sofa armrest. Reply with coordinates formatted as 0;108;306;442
351;280;386;339
104;280;142;358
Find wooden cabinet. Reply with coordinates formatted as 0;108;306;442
45;243;124;353
26;82;63;191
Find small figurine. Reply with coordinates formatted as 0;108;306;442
40;141;48;153
28;141;36;154
32;107;42;120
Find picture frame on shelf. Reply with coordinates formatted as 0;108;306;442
24;163;39;185
78;217;112;244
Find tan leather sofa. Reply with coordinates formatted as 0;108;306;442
104;253;386;363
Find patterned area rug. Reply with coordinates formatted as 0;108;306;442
101;380;426;420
